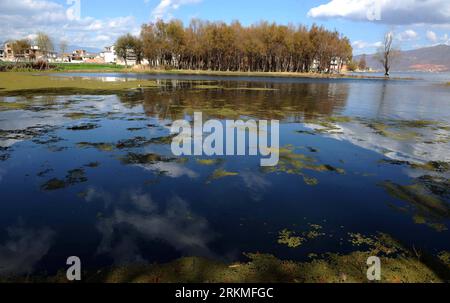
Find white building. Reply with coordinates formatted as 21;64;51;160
99;45;147;66
100;46;117;64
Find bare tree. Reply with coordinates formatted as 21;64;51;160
376;32;399;77
11;39;31;62
358;54;367;71
36;32;54;61
59;40;68;57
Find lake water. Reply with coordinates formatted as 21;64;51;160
0;73;449;277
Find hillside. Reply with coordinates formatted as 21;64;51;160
354;44;450;72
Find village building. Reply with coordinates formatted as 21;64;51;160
70;49;87;62
99;45;139;66
310;57;347;73
3;42;14;60
69;49;103;63
100;46;117;64
1;41;57;62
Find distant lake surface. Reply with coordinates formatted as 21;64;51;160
349;71;450;82
0;73;449;277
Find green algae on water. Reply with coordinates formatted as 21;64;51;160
41;178;66;191
263;146;345;185
67;123;99;131
193;85;224;89
196;159;223;166
438;251;450;267
209;168;239;181
367;122;421;141
121;153;175;165
41;168;88;191
381;180;450;231
64;112;102;120
77;142;115;152
0;101;28;111
278;229;304;248
85;162;100;168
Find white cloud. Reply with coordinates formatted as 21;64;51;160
136;161;199;178
423;31;450;45
352;40;384;55
151;0;202;21
352;40;382;49
426;30;438;42
308;0;450;25
397;29;418;41
0;0;139;49
90;190;217;263
0;0;61;15
0;222;55;276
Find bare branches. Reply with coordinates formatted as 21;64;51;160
36;32;54;58
377;31;400;77
59;40;68;56
11;39;31;62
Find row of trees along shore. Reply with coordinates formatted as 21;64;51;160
116;20;353;73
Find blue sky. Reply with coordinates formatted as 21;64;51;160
1;0;450;54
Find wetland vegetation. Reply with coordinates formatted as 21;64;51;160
0;72;449;283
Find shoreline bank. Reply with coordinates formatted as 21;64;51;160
53;68;417;81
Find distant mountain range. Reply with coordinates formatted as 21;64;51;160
354;44;450;72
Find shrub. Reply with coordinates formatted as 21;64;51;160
0;61;57;72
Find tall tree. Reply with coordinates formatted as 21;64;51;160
11;39;31;62
138;19;353;73
115;34;138;68
59;40;68;57
132;38;144;65
358;54;367;71
36;32;54;61
376;32;399;77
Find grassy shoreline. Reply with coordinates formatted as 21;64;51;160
2;241;449;283
0;71;415;96
0;61;417;80
0;72;162;96
0;232;448;283
55;68;416;80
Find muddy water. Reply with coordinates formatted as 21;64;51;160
0;75;449;277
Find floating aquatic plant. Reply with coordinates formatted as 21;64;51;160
41;168;87;191
196;159;223;166
77;142;115;152
278;229;304;248
66;123;99;131
209;168;239;181
381;180;450;231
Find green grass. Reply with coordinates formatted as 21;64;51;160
0;72;160;95
0;62;420;80
0;62;126;72
3;233;449;283
54;63;125;71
